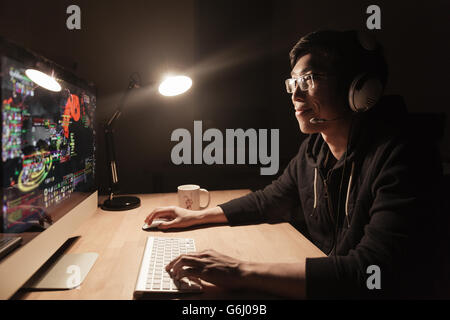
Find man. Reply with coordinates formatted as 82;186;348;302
145;30;444;299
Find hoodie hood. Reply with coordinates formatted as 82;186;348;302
305;95;408;229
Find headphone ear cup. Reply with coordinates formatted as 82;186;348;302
348;73;383;112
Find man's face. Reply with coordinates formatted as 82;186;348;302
290;53;346;134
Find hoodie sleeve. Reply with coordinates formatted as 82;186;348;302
305;137;441;299
218;145;304;225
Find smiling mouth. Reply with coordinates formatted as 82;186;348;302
295;109;313;116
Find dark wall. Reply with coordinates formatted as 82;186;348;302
0;0;448;195
190;0;450;192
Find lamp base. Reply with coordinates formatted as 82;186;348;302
101;196;141;211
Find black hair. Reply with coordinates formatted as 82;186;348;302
289;30;388;91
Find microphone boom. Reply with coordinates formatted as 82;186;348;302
310;117;343;124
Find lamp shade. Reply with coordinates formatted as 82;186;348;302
158;75;192;97
25;69;61;92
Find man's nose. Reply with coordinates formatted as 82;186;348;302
292;85;306;102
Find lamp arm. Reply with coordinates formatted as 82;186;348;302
106;79;138;128
104;77;140;200
104;125;119;199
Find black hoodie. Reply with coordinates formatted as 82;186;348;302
218;95;445;299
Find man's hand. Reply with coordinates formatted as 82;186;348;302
165;249;245;289
144;206;228;230
144;206;202;230
166;249;307;298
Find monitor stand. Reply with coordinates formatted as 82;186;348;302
21;237;98;290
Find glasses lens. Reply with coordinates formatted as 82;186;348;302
302;74;314;91
285;79;296;93
285;75;315;93
297;78;305;91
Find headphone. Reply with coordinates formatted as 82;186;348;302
346;31;385;113
309;31;386;125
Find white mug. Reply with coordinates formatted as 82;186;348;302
177;184;210;210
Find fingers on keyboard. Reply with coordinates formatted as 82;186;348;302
175;277;203;291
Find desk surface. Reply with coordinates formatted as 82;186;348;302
17;190;325;300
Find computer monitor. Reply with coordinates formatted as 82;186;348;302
0;37;98;299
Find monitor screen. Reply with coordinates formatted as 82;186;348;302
1;53;96;235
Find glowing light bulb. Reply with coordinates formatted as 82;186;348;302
158;75;192;97
25;69;61;92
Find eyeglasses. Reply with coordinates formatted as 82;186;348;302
285;73;326;93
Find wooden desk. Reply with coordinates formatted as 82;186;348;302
17;189;325;300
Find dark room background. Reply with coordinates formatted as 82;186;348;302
0;0;449;195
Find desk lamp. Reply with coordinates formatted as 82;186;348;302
101;73;192;211
25;68;62;92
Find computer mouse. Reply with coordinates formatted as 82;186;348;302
142;219;168;230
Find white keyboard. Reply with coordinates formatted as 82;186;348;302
134;237;203;294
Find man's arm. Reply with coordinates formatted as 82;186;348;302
240;260;307;299
145;143;306;229
219;145;304;226
166;249;307;299
145;205;228;230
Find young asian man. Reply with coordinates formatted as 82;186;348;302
145;30;445;299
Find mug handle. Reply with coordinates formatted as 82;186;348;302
199;188;210;209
